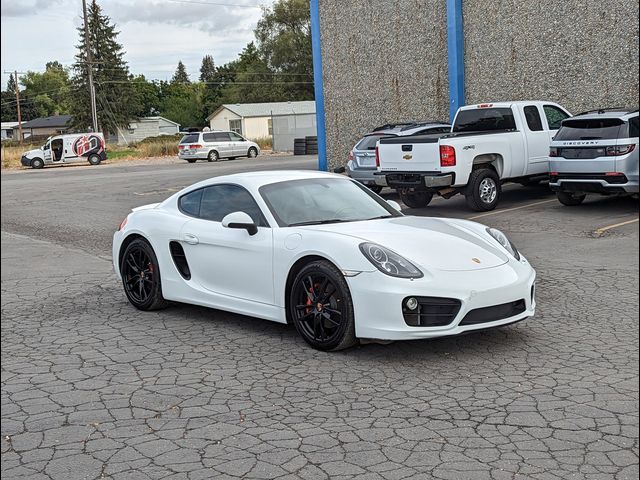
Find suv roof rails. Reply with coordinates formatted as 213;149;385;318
575;107;634;116
372;122;417;132
399;121;449;131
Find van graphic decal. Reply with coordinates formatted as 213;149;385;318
72;135;104;157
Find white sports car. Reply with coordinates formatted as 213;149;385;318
113;171;536;351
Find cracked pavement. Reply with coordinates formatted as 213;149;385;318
1;158;639;479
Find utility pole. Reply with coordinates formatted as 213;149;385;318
3;70;26;143
82;0;98;133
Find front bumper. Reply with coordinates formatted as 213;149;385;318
346;161;387;186
347;260;536;341
20;155;31;167
379;171;454;190
550;173;639;194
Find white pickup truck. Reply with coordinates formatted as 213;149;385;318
376;101;572;211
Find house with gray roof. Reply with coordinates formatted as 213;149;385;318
19;114;72;140
207;101;317;151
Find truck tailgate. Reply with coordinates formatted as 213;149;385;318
378;134;443;172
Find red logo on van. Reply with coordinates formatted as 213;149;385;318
72;135;103;156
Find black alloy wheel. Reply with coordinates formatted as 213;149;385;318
121;239;168;311
290;261;356;351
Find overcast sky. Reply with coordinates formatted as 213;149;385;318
1;0;273;89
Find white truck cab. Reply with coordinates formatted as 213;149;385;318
377;101;572;211
20;132;107;169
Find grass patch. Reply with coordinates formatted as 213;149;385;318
250;136;273;150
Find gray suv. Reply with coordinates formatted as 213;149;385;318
178;130;260;163
346;122;451;193
549;109;639;205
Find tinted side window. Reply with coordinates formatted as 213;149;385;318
202;133;216;142
524;106;543;131
199;185;265;226
543;105;570;130
453;108;516;132
229;132;244;141
213;132;231;141
179;189;203;216
628;116;639;138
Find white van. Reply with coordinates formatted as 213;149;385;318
20;133;107;169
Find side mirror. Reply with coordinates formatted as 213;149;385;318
222;211;258;236
387;200;402;212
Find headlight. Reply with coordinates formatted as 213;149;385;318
359;243;423;278
486;228;520;261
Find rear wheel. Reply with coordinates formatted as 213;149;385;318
248;147;258;158
120;238;169;311
31;158;44;169
289;261;356;351
207;150;219;162
556;191;586;206
186;158;197;164
399;190;433;208
465;168;501;211
369;185;383;194
88;154;101;166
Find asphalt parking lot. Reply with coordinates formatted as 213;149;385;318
2;155;639;480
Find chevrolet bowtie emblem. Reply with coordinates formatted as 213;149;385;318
472;258;481;264
403;154;412;160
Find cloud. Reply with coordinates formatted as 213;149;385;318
105;0;264;35
0;0;67;17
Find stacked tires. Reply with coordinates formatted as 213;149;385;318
305;136;318;155
294;138;306;155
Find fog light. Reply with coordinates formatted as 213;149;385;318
405;297;419;310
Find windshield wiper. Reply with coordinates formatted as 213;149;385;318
365;215;395;221
289;219;348;227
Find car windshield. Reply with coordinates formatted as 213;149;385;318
355;134;396;150
259;178;401;227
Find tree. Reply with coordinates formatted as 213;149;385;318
20;61;72;117
217;42;281;104
70;0;139;134
199;54;224;120
130;75;162;117
171;61;190;85
254;0;313;100
160;81;202;129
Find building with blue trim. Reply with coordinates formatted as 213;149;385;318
311;0;639;171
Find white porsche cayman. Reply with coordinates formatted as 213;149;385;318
113;171;536;351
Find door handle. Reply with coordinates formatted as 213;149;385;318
183;233;199;245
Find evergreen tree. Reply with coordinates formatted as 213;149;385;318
6;74;17;95
70;0;139;134
200;55;221;121
171;61;190;84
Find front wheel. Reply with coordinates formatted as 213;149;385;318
88;154;101;166
289;260;357;351
248;147;258;158
31;158;45;169
465;168;501;211
120;238;169;311
556;191;586;206
399;190;433;208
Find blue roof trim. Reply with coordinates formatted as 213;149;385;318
446;0;465;122
310;0;328;171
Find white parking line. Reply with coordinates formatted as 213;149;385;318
594;218;639;236
466;199;557;220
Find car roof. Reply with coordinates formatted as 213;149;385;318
182;170;344;191
569;109;639;121
459;101;563;110
361;123;450;137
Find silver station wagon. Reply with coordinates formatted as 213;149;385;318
178;130;261;163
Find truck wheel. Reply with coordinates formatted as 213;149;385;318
400;190;433;208
31;158;44;169
88;154;101;166
465;168;501;211
369;185;383;194
556;191;586;206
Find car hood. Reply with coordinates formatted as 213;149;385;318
24;148;43;157
303;216;510;271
